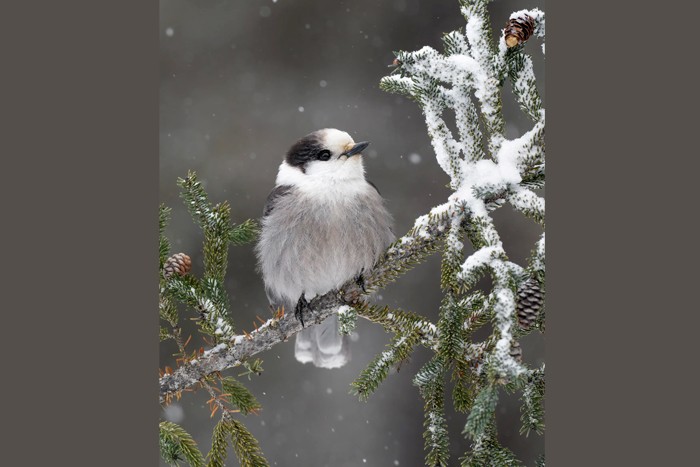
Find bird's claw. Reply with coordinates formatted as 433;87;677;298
355;269;367;293
295;293;310;327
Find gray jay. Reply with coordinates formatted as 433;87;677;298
255;128;394;368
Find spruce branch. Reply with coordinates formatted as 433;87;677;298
530;232;545;281
196;365;267;466
520;366;545;436
159;421;206;467
506;48;542;121
463;384;498;440
226;418;269;467
415;356;450;467
221;377;262;416
201;373;268;467
160;204;172;268
160;217;267;467
508;188;545;226
452;359;477;413
351;330;422;401
354;301;438;346
366;3;545;463
229;219;259;246
160;293;179;326
160;326;174;342
460;0;505;152
207;419;230;467
461;420;522;467
337;305;359;335
202;384;268;467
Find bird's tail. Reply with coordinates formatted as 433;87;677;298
294;314;350;369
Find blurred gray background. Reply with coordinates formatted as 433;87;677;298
160;0;544;465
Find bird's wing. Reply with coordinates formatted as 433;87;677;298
262;184;293;217
366;179;381;196
366;179;396;240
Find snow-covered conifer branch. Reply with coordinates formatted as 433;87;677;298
373;1;546;463
531;232;545;280
351;332;422;401
460;0;505;152
508;187;545;226
462;420;521;466
520;365;545;436
414;356;450;466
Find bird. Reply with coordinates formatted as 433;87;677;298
255;128;395;369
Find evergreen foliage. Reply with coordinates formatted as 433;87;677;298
160;172;265;466
351;330;421;401
160;421;205;467
356;1;545;463
520;366;545;436
414;356;450;466
221;377;262;416
463;384;499;439
207;418;268;467
160;204;172;268
461;421;521;467
337;305;358;335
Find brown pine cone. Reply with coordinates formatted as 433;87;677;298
163;252;192;278
516;277;544;330
504;14;535;48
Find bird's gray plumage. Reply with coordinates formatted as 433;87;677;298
255;129;394;368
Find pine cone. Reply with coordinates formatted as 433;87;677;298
504;14;535;48
510;340;523;363
163;252;192;278
516;277;544;330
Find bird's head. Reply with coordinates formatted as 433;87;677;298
284;129;370;179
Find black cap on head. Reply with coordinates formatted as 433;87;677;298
285;132;324;171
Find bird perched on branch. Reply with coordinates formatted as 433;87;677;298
256;129;395;368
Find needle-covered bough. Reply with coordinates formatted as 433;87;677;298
159;2;545;466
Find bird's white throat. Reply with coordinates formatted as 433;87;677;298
275;158;369;197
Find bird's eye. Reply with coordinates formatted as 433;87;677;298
317;150;331;161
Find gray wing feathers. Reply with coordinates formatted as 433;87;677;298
294;315;350;369
366;179;381;196
262;185;293;218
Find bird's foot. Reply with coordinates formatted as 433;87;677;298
355;269;367;293
295;293;310;327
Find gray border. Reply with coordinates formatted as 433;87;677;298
4;0;698;465
548;0;700;465
2;1;158;465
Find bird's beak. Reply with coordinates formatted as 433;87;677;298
341;141;370;157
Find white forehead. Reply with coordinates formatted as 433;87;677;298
318;128;355;154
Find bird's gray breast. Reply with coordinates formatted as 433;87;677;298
256;185;394;305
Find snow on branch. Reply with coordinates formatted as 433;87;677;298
380;1;545;462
